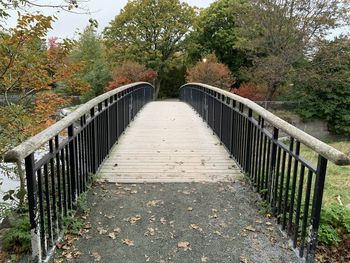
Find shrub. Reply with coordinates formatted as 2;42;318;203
232;82;266;101
318;204;350;245
2;215;31;253
106;60;157;91
186;54;235;90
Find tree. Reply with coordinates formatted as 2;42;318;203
70;26;111;101
0;13;54;105
295;37;350;135
235;0;350;100
186;0;249;78
103;0;196;98
106;60;157;91
0;14;85;208
0;1;88;24
186;54;234;90
45;36;91;97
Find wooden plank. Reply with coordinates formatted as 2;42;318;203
98;101;242;183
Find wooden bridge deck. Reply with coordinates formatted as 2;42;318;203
98;101;242;183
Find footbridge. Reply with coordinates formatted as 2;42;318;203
4;82;350;262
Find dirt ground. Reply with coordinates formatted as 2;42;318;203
54;178;301;263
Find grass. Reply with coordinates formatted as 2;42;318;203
270;109;350;207
299;141;350;206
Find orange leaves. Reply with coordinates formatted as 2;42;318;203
186;54;235;90
32;92;70;134
11;13;54;43
0;13;54;95
46;37;90;96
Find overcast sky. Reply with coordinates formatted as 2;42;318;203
4;0;215;39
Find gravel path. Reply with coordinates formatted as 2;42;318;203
54;178;301;263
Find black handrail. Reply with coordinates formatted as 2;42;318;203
179;83;349;263
5;82;154;262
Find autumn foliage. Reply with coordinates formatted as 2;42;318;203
32;92;70;133
106;61;157;91
186;54;234;90
232;83;267;101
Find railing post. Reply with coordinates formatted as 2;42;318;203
244;109;253;172
25;153;42;262
68;124;77;204
129;92;133;122
307;155;328;262
219;95;224;141
90;108;98;173
204;93;208;122
269;128;279;205
105;100;111;151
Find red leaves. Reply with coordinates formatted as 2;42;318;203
232;83;267;101
106;60;157;91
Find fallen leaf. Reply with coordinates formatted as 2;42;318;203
84;223;92;229
146;200;164;207
144;227;157;236
177;241;191;251
245;225;256;232
201;256;208;262
214;230;222;236
97;227;107;235
127;215;142;224
91;252;101;261
160;217;167;224
122;239;134;246
190;224;203;232
108;232;117;240
240;256;248;263
187;207;193;211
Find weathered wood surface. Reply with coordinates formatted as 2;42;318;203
98;101;241;183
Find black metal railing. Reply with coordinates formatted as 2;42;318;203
5;82;153;261
180;83;350;263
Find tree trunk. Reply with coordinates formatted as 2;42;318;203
16;160;26;209
154;79;161;99
265;82;279;101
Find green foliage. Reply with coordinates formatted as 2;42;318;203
296;37;350;135
158;63;186;98
104;0;195;97
257;199;272;216
318;204;350;245
76;192;88;213
70;26;111;101
188;0;249;76
0;104;31;156
63;212;84;235
2;215;31;253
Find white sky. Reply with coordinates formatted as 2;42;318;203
4;0;215;39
